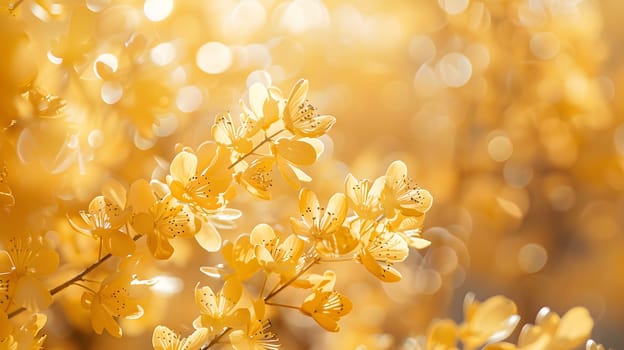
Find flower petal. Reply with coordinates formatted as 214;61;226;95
14;275;52;311
195;219;222;252
170;151;197;184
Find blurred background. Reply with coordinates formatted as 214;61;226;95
1;0;623;348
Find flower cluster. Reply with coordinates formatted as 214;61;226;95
408;293;607;350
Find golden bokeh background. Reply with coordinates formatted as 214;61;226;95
1;0;623;348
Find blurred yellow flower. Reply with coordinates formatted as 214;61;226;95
0;235;58;311
0;313;47;350
459;294;520;349
152;325;208;350
486;306;594;350
425;319;459;350
283;79;335;138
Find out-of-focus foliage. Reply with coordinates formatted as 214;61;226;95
0;0;622;348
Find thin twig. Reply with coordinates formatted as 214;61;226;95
228;129;285;169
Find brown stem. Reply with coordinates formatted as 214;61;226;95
227;129;285;169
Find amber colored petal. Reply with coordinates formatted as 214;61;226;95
301;290;352;332
147;232;174;260
385;160;408;183
358;250;402;283
553;307;593;348
212;112;236;147
67;214;93;236
152;325;179;350
181;328;209;350
321;193;347;233
103;230;136;257
101;178;127;209
427;319;458;349
516;324;552;350
284;79;309;127
131;212;155;236
274;138;317;166
0;251;13;272
298;189;319;227
91;299;122;337
169;151;197;184
194;219;222;252
30;248;59;276
239;156;275;200
289;217;311;236
276;157;308;189
462;295;520;347
14;275;52;311
128;179;155;213
401;188;433;216
195;284;217;316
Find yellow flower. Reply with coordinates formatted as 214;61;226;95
290;189;352;257
271;137;322;189
300;281;352;332
212;112;254;154
128;179;195;259
0;235;59;311
344;173;384;219
67;195;135;257
487;306;594;350
459;294;520;349
152;325;208;350
240;82;281;134
386;213;431;249
229;319;280;350
193;278;249;334
283;79;336;138
424;319;459;350
0;313;47;350
201;234;260;281
236;156;275;200
167;145;232;212
81;262;150;337
166;143;236;252
354;219;409;282
381;161;432;218
249;224;304;281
